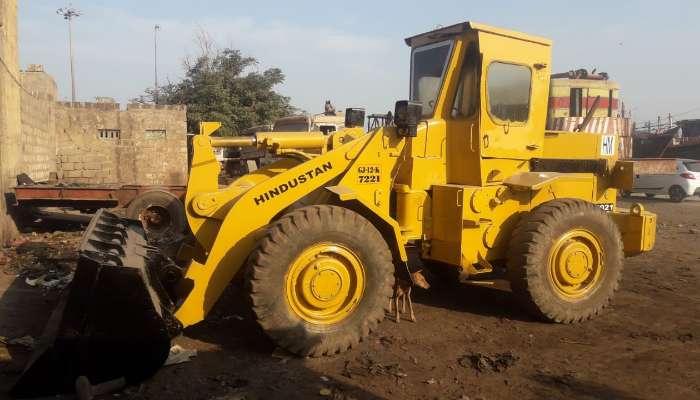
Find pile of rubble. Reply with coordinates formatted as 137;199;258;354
1;231;82;291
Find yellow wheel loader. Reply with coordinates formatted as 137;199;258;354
11;21;656;397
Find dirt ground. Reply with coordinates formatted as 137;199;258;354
1;196;699;400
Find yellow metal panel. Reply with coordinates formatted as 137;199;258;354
542;131;615;161
459;185;522;266
394;185;428;240
611;205;657;256
530;175;595;206
481;158;529;185
612;161;634;190
199;121;222;136
503;172;564;191
428;185;464;266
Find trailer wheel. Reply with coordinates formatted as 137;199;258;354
507;199;623;323
247;205;394;357
126;190;185;238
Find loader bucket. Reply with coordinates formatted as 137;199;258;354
10;210;178;398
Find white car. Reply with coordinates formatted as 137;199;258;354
630;158;700;202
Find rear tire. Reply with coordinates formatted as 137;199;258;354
507;199;624;323
125;190;185;238
669;185;686;203
247;205;394;356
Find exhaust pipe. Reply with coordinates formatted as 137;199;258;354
10;210;179;398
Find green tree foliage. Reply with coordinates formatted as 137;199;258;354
133;36;296;135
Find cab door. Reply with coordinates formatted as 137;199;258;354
444;39;482;185
478;31;551;160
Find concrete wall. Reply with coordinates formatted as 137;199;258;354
20;66;58;182
125;104;189;186
0;0;187;244
0;0;21;243
55;102;188;185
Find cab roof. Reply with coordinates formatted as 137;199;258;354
404;21;552;48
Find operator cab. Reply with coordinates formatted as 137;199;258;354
395;21;552;186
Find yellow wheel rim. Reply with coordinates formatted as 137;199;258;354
548;229;603;299
285;243;365;324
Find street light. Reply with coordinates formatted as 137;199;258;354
56;4;81;103
154;24;160;104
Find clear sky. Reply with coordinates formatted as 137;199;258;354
18;0;700;123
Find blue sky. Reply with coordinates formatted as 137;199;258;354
19;0;700;122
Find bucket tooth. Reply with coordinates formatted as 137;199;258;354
91;229;127;245
10;209;178;398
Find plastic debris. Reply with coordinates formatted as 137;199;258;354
164;344;197;366
25;272;74;290
7;335;36;350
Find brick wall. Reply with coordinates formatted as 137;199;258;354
0;0;21;242
126;104;188;186
55;102;188;186
20;68;58;182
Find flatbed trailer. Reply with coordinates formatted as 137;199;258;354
13;183;186;236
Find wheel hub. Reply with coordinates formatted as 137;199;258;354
286;243;365;324
549;230;603;299
305;261;343;303
140;205;171;232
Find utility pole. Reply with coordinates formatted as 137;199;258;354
57;4;81;103
154;24;160;104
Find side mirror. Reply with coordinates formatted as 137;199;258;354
394;100;422;137
344;108;365;128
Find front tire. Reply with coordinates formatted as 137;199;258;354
507;199;624;323
669;185;686;203
247;205;394;356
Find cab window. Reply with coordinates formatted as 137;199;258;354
451;43;479;118
410;40;454;118
487;62;531;123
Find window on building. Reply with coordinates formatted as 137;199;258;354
145;129;167;139
608;89;614;117
570;88;583;117
98;129;120;139
487;62;531;123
